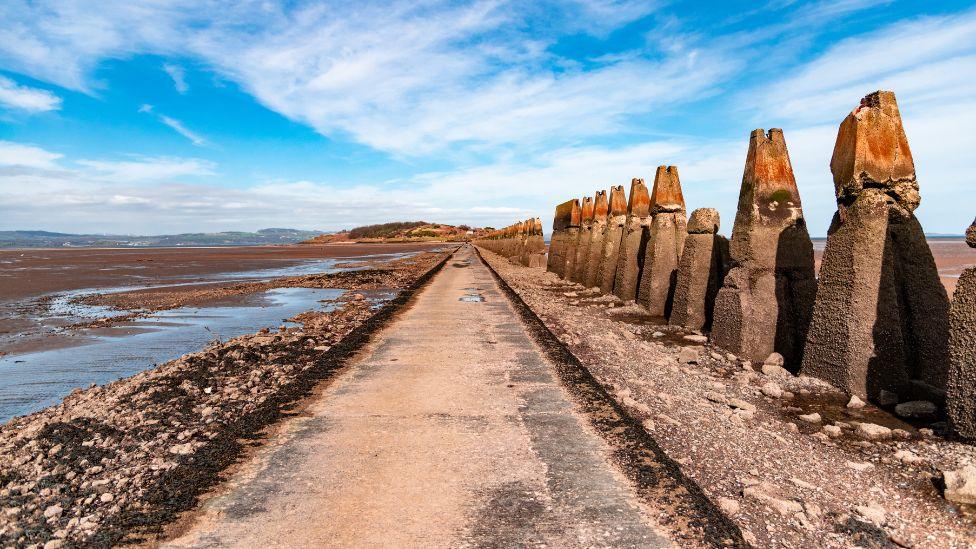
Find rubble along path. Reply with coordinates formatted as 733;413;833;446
164;245;670;548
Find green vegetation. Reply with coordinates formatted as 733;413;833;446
769;189;793;203
347;221;428;239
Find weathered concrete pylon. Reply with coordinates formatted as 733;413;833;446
525;217;546;268
547;200;577;276
613;179;651;301
584;190;609;288
948;218;976;439
670;208;729;332
598;185;628;294
800;91;950;399
570;196;595;283
636;166;687;317
712;128;816;367
562;199;584;281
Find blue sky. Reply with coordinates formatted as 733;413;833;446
0;0;973;236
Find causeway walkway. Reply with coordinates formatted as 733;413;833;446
165;245;668;548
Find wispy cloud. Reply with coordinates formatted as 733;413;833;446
163;62;188;93
138;103;206;146
76;156;215;181
158;115;206;146
0;75;61;112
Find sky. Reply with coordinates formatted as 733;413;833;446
0;0;973;237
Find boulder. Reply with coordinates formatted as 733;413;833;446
670;208;730;332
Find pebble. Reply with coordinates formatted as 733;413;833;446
895;400;937;420
705;391;729;405
764;352;785;367
761;364;791;378
847;461;875;472
943;465;976;504
99;493;114;504
678;347;700;364
846;395;865;409
761;382;783;398
855;423;892;441
855;503;887;526
718;497;740;515
683;334;708;344
823;425;842;438
43;504;63;519
799;413;821;423
729;398;756;412
651;331;664;338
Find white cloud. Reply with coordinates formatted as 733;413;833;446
0;75;61;112
158;115;206;146
163;63;188;93
76;156;216;181
0;140;63;168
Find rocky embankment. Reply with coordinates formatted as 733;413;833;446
479;247;976;548
0;250;452;548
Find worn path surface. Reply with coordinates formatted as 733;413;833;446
164;245;669;548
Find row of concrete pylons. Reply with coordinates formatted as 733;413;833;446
545;90;976;439
474;218;546;268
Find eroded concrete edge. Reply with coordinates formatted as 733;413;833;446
474;246;748;548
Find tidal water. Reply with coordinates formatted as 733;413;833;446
0;287;346;423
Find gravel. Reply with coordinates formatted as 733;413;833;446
480;248;976;548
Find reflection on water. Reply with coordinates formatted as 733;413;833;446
0;287;344;423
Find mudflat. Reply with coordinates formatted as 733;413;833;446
0;243;447;301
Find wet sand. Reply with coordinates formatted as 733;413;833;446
0;243;447;356
0;243;446;301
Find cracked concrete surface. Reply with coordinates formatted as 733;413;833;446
164;245;669;548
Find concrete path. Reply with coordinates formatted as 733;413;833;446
164;245;668;548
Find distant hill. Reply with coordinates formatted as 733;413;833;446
303;221;486;244
0;228;324;248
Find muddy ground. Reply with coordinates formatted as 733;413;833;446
0;243;447;357
479;247;976;549
0;249;453;548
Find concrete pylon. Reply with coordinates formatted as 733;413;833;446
526;218;547;268
670;208;729;332
571;196;595;283
712;128;816;367
948;218;976;439
637;166;687;317
562;199;583;281
548;200;578;276
800;91;950;400
584;190;609;288
598;185;628;294
613;179;651;302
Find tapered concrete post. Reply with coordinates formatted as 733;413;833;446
800;91;950;400
526;218;546;268
637;166;687;317
598;185;627;294
571;196;595;283
548;201;577;276
613;179;651;302
712;129;816;367
670;208;729;332
562;199;583;280
948;219;976;439
584;190;609;288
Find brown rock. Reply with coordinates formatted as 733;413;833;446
712;128;816;368
670;208;729;331
597;185;628;294
613;178;651;301
637;166;687;316
801;91;950;401
968;218;976;248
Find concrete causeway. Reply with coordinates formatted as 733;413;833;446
165;245;669;548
